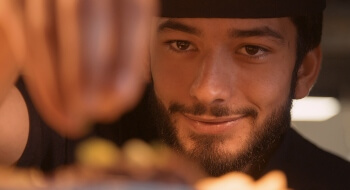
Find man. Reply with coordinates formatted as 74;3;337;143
139;0;350;189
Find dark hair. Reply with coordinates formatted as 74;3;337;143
291;14;323;69
289;14;323;98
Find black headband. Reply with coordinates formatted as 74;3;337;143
161;0;326;18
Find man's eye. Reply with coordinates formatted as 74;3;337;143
175;41;190;50
238;45;269;57
167;40;196;52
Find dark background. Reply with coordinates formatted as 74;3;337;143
292;0;350;162
311;0;350;99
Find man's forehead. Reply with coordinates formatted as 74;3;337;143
160;0;326;18
155;18;295;44
156;17;292;26
156;18;293;33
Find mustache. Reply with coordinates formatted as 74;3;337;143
168;102;258;118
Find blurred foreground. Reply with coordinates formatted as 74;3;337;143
0;138;288;190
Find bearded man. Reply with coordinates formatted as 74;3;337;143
142;0;350;189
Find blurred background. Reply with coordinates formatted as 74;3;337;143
291;0;350;161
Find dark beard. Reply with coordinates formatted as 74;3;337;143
148;87;292;177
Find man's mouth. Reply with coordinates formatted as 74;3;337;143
181;113;246;135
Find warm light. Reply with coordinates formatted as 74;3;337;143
291;97;341;121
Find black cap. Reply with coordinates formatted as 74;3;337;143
161;0;326;18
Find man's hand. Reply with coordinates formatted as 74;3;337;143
195;171;288;190
0;0;157;137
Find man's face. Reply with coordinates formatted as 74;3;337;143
149;18;297;176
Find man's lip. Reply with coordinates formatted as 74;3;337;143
181;113;246;135
182;114;245;124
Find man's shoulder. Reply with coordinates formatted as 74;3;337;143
266;127;350;189
285;128;350;170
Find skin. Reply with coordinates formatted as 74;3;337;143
150;18;321;175
0;86;29;165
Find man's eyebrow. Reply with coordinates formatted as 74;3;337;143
230;26;285;42
158;20;201;36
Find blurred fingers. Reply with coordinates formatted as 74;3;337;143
0;0;25;102
84;0;158;122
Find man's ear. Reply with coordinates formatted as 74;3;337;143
294;46;322;99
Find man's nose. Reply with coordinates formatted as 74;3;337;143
189;49;233;105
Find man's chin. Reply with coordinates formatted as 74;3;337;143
185;133;239;153
177;133;251;175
